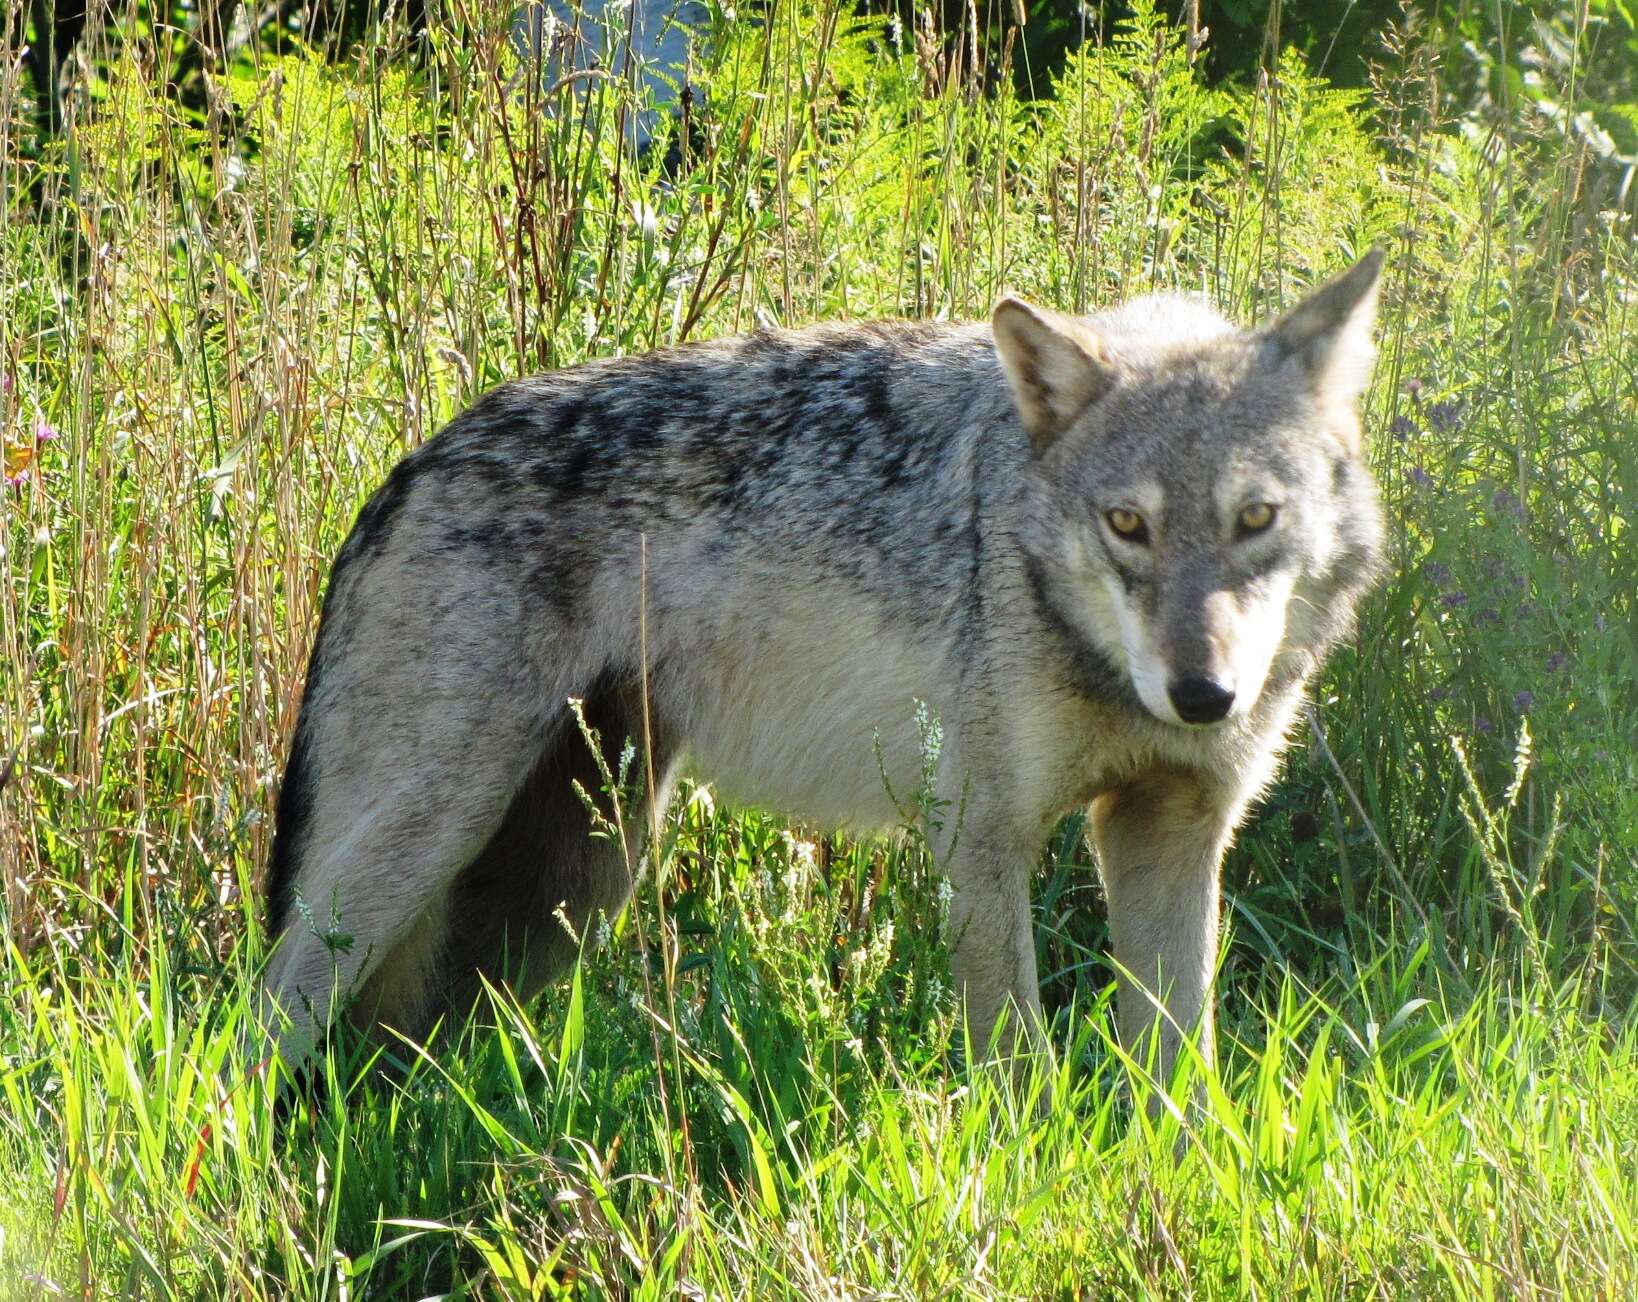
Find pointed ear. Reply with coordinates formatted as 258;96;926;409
991;296;1117;450
1265;247;1386;401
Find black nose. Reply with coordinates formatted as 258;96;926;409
1168;676;1236;724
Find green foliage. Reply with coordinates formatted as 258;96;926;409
0;0;1634;1293
2;894;1635;1295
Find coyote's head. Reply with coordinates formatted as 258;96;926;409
995;252;1387;729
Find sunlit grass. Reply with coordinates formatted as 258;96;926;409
2;885;1634;1295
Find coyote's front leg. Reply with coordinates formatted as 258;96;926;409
1090;768;1242;1087
943;810;1049;1066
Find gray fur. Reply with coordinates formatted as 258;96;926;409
263;253;1387;1084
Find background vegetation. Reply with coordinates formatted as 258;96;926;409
1;0;1635;1295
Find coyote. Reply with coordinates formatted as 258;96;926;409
264;251;1386;1083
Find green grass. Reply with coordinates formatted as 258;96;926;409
4;904;1637;1295
1;0;1635;1295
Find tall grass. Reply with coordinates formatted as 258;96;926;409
1;0;1634;1294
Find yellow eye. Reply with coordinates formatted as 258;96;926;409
1238;502;1277;534
1107;507;1148;542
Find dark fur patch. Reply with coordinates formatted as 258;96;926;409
1092;535;1142;594
1022;552;1138;705
546;427;601;502
436;669;672;1015
336;446;445;570
1243;550;1289;583
858;367;895;427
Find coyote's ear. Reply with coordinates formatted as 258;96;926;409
1265;247;1385;403
992;297;1116;450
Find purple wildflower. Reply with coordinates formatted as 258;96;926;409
1513;691;1535;713
1;372;11;395
1441;590;1469;609
1409;466;1433;487
1490;488;1524;519
1475;716;1495;734
1406;377;1424;399
1473;608;1500;627
1423;560;1452;586
1429;684;1454;701
34;418;57;443
5;470;28;489
1390;414;1416;440
1545;651;1567;672
1428;400;1463;432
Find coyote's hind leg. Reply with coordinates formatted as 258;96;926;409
260;596;567;1066
261;719;547;1064
434;673;680;1023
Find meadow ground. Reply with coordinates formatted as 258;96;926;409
1;1;1635;1295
